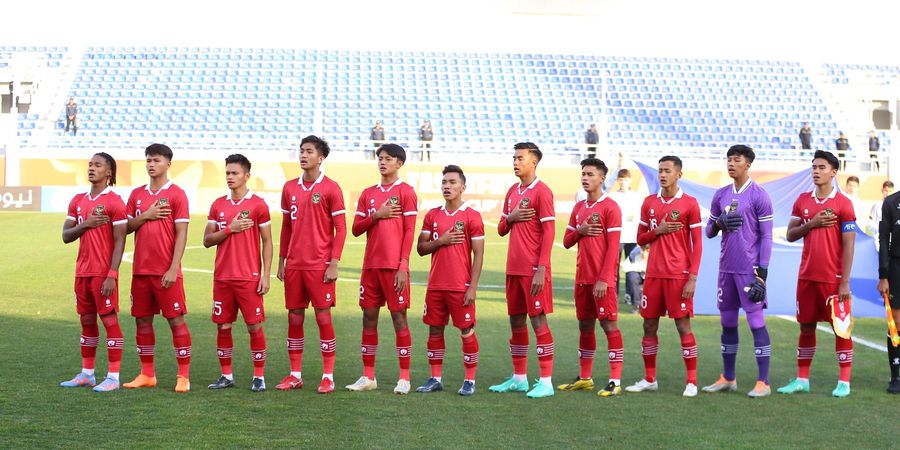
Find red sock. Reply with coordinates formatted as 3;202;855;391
287;312;305;374
135;321;155;377
510;326;529;376
315;310;336;376
680;333;698;385
216;327;233;375
641;336;659;382
578;329;596;379
606;329;624;381
836;336;853;382
427;333;445;378
797;330;816;379
396;327;412;381
100;314;123;374
171;322;192;378
534;324;554;379
462;332;479;381
79;314;99;371
361;327;378;379
249;327;266;378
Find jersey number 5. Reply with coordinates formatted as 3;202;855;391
213;300;222;316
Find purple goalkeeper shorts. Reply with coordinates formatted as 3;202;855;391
717;272;766;312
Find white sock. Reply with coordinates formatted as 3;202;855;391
291;371;302;379
107;372;119;381
82;368;95;376
797;377;809;382
223;373;234;381
539;376;552;385
322;373;333;380
434;377;442;382
513;374;527;382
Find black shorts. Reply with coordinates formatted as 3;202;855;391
889;262;900;308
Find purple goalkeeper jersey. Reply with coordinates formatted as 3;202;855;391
706;179;774;274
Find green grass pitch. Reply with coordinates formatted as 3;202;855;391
0;212;895;449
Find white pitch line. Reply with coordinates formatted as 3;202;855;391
776;315;887;353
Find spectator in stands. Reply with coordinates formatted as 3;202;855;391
869;131;881;171
65;96;78;136
835;131;850;168
369;120;385;159
418;119;433;161
585;124;599;158
799;122;812;150
868;180;895;237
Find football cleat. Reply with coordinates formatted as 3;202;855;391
207;376;235;390
251;377;266;393
624;378;658;393
345;376;378;391
317;377;335;394
776;378;810;394
887;378;900;394
275;375;304;391
60;372;95;388
123;373;157;389
458;380;476;396
174;376;190;393
682;383;698;398
92;377;120;392
597;381;622;397
557;377;594;391
526;379;555;399
393;379;411;395
747;381;771;398
831;381;851;398
415;377;444;393
701;375;737;393
488;376;529;393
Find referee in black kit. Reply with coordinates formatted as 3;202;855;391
878;189;900;393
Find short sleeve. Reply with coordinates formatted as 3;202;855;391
639;197;650;227
840;196;856;223
420;210;433;235
790;195;803;221
328;183;346;217
109;196;128;225
402;185;418;217
125;190;137;218
66;195;79;221
256;201;272;227
469;211;485;239
207;202;217;223
502;187;513;217
606;201;623;230
355;190;368;217
280;182;291;215
537;185;555;223
688;198;703;228
173;189;190;223
567;204;579;231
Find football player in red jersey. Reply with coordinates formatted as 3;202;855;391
415;165;485;396
204;154;274;392
60;153;128;392
276;135;346;394
122;144;193;393
778;150;856;398
625;155;703;397
347;144;418;394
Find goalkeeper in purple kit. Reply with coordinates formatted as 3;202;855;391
702;145;774;397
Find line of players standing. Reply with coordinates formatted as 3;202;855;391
58;138;900;397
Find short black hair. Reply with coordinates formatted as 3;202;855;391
846;175;860;184
145;143;173;161
377;143;406;163
225;153;251;173
94;152;117;186
617;169;631;178
726;144;756;163
658;155;683;170
884;180;895;189
300;135;330;158
442;165;466;184
580;158;608;176
513;142;542;162
813;150;840;171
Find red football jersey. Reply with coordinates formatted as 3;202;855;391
566;195;623;285
66;188;128;277
207;191;271;281
354;180;418;270
126;181;190;276
281;173;347;270
638;189;703;279
501;178;555;276
421;203;486;292
791;188;857;283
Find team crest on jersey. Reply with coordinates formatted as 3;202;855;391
158;198;169;208
312;193;322;204
670;209;681;221
239;210;250;219
93;204;105;215
591;212;600;224
520;197;530;208
727;200;738;213
389;195;400;206
825;208;834;217
454;220;465;232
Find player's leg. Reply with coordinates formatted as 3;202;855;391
348;269;382;391
745;305;772;398
559;284;596;391
489;276;530;393
627;277;664;392
277;308;306;391
314;307;337;393
208;283;238;390
674;316;698;397
91;277;123;392
832;284;853;397
391;310;412;394
60;283;99;388
418;290;448;393
459;326;479;396
598;317;624;397
779;280;820;394
124;276;158;388
236;280;268;393
525;270;555;398
888;264;900;393
167;314;192;392
704;272;739;393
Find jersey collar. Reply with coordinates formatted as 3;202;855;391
299;171;326;192
85;186;113;201
584;192;609;208
732;178;753;195
811;186;838;204
145;180;173;195
516;177;540;195
227;190;254;205
440;202;469;216
377;178;402;193
656;188;684;204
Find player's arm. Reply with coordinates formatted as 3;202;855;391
324;211;347;284
162;221;188;288
563;212;580;249
277;190;293;281
203;213;253;248
682;207;703;299
531;191;555;296
127;200;170;234
879;199;892;289
498;189;514;236
417;226;464;256
839;229;855;302
258;222;273;295
62;214;109;243
705;192;723;238
756;196;774;274
464;236;485;306
351;193;373;237
597;222;622;298
397;204;418;272
102;222;127;297
636;201;657;245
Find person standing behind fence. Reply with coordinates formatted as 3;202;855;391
835;132;850;168
370;121;386;159
799;122;812;150
65;96;78;136
869;131;881;171
419;120;434;162
585;124;599;158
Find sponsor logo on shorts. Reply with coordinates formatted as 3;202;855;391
599;307;605;313
534;301;540;307
105;298;111;306
464;313;471;321
174;302;180;310
399;295;405;305
255;307;261;316
680;302;686;311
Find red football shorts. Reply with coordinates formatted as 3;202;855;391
423;290;476;329
641;277;693;319
796;279;840;324
284;269;336;310
130;275;187;319
506;272;554;317
359;268;411;312
212;280;266;325
574;284;618;321
75;276;119;316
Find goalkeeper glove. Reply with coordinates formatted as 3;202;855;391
745;267;767;303
716;210;743;231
